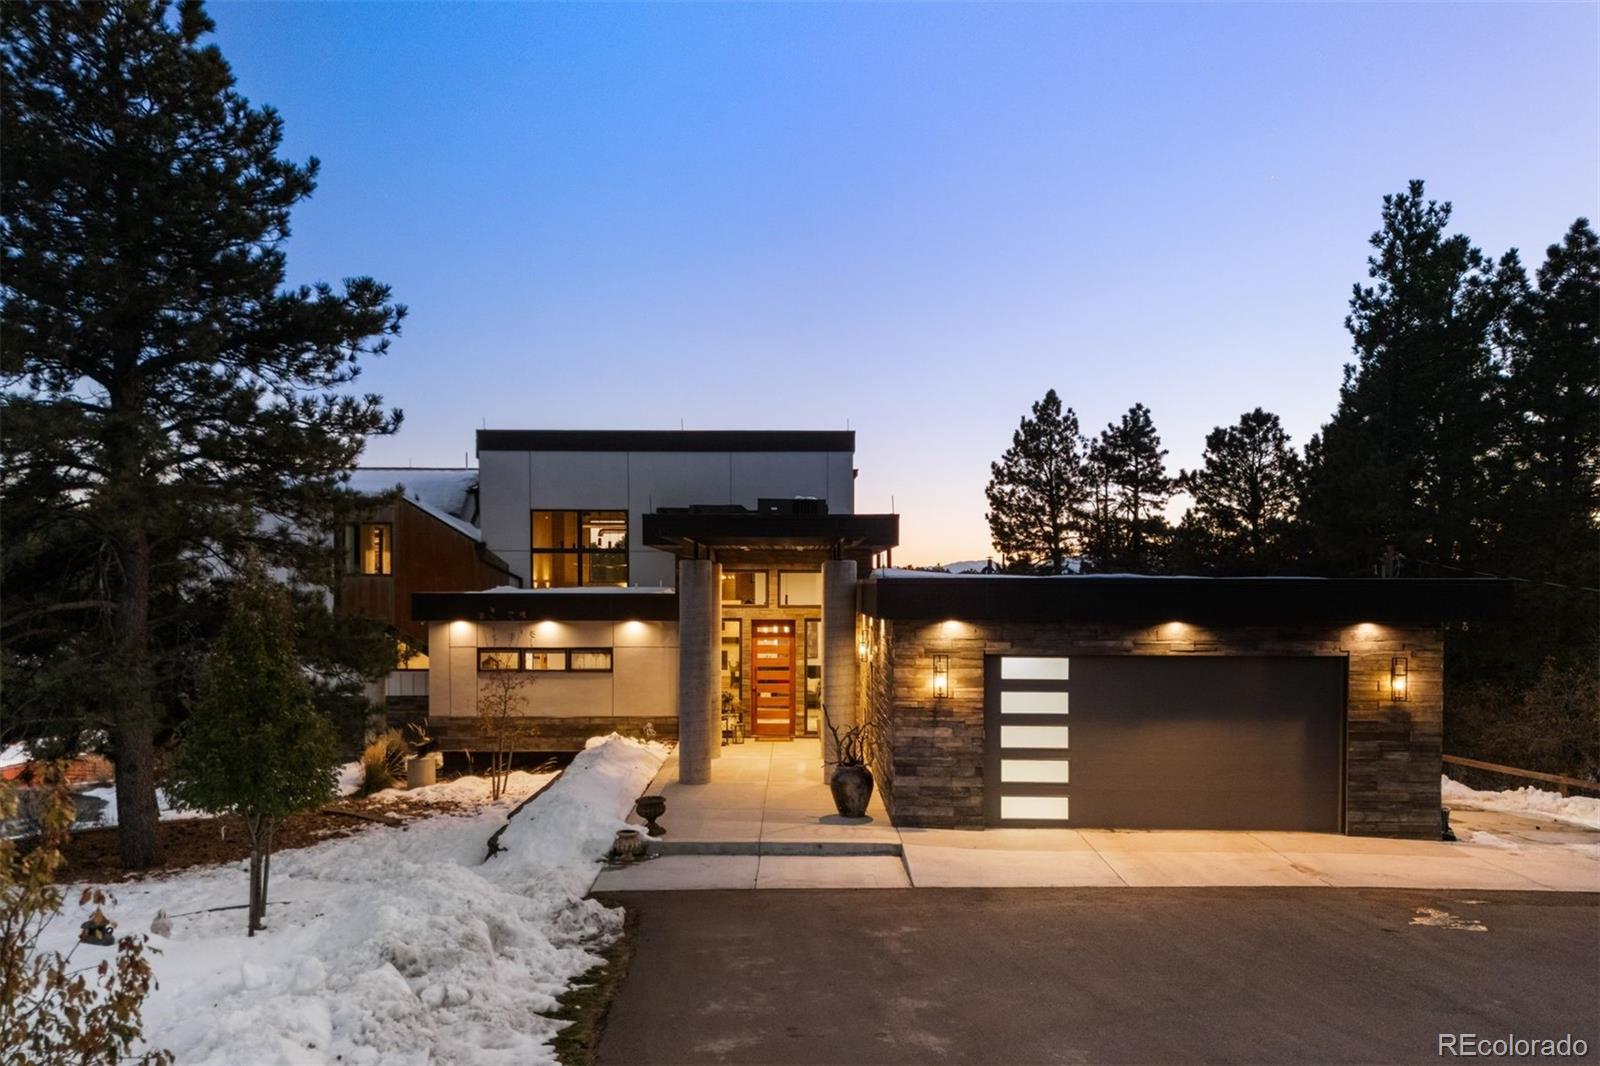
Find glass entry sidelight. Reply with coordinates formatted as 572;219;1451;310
751;620;797;737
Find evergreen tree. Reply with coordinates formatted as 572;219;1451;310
1082;439;1119;572
1;0;404;868
1299;181;1516;576
1088;404;1170;572
985;389;1088;573
1464;218;1600;685
1498;219;1599;589
167;564;337;936
1176;408;1301;574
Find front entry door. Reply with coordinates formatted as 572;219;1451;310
751;621;796;738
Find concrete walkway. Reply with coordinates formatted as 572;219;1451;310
591;743;1600;893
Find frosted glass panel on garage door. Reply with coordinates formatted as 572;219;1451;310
999;724;1070;749
1000;690;1069;714
999;656;1070;681
1001;759;1070;784
1000;796;1070;821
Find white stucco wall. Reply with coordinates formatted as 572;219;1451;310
426;619;678;719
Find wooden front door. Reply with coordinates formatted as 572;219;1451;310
751;620;797;738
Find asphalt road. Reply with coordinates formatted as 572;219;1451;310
594;887;1599;1065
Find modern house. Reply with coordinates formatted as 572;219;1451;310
407;429;1509;839
336;468;522;713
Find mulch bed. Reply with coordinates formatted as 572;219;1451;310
42;793;483;884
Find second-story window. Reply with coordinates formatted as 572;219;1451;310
531;509;627;587
346;523;393;575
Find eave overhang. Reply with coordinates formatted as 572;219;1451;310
413;590;678;622
642;512;899;558
858;576;1513;626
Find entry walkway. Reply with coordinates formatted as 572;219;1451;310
591;744;1600;892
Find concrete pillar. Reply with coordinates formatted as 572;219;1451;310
820;559;859;782
676;559;720;784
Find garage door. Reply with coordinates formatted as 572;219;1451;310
984;655;1345;831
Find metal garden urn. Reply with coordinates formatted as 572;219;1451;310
634;794;667;837
829;763;874;818
611;829;645;863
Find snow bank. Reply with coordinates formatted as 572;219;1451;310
1443;775;1600;830
335;760;364;797
74;786;201;828
366;769;553;807
43;734;667;1065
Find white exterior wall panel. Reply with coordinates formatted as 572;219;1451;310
476;450;532;584
423;619;681;719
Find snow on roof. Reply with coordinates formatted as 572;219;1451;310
344;467;483;542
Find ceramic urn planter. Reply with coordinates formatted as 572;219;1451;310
829;762;874;818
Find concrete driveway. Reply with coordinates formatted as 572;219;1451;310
594;888;1599;1065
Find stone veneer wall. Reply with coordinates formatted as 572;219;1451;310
865;618;1445;838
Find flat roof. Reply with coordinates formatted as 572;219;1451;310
860;574;1512;625
477;429;855;453
413;588;678;622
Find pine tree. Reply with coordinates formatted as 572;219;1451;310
985;389;1089;573
1082;439;1119;572
1088;404;1170;572
0;1;403;868
1499;219;1599;585
1176;408;1301;574
1299;181;1515;576
167;564;337;936
1470;218;1600;681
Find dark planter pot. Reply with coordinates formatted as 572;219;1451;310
830;762;874;818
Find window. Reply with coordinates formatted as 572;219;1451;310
803;617;822;735
721;570;768;605
531;510;627;587
346;523;392;575
525;650;568;672
396;642;429;671
475;648;613;673
569;649;614;672
477;649;521;672
778;570;821;606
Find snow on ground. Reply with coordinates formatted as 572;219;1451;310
365;769;554;808
1;742;29;770
1444;775;1600;830
40;734;667;1066
335;760;364;798
74;786;202;828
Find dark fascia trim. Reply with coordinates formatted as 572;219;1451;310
413;590;678;622
477;429;855;453
858;576;1513;625
642;512;899;550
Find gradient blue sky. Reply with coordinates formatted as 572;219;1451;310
211;2;1597;564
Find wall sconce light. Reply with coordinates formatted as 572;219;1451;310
857;637;868;662
1390;656;1408;701
932;654;950;699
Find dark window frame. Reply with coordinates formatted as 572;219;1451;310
777;568;823;607
530;509;629;587
475;647;615;674
720;568;769;606
346;522;394;576
567;647;614;673
477;647;524;672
